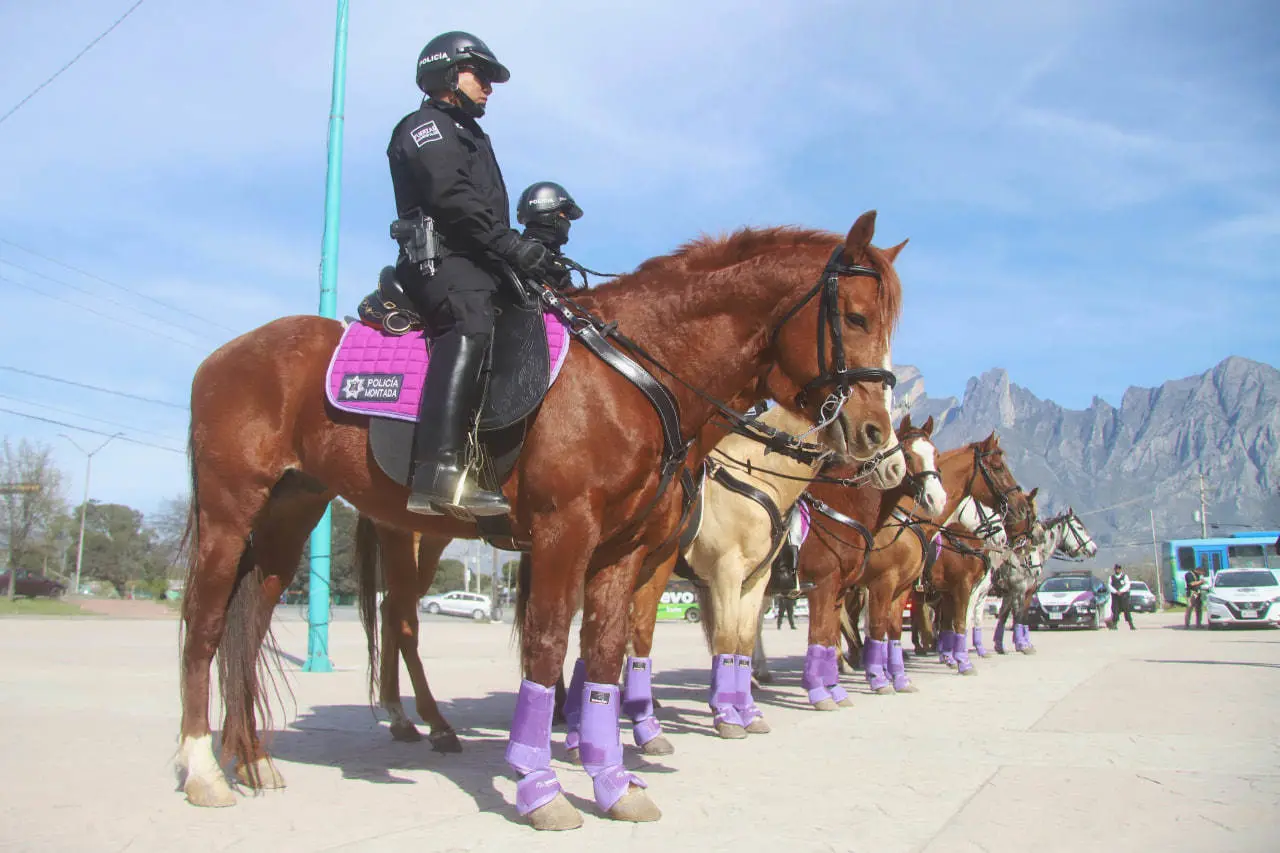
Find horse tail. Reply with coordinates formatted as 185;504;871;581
216;549;288;789
511;552;532;653
355;515;382;705
177;421;199;716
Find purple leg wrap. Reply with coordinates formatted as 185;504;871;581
954;629;974;673
973;626;989;658
506;680;562;816
621;656;662;747
563;657;586;752
1013;624;1028;650
734;654;763;724
823;646;849;703
579;682;646;813
938;630;957;666
801;644;833;704
864;638;892;691
709;654;745;727
994;621;1007;653
1020;623;1035;648
887;639;911;691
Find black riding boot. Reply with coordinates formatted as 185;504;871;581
767;544;813;599
406;331;510;516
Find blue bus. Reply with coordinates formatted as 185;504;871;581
1162;531;1280;603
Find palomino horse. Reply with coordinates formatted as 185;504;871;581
991;507;1098;653
563;404;904;750
176;214;905;830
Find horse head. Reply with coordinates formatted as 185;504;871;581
896;414;946;518
968;432;1034;539
764;211;904;481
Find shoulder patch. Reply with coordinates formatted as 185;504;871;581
410;120;443;147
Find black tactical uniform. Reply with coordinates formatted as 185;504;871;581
388;31;550;516
516;181;583;289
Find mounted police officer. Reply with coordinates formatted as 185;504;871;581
387;32;552;516
517;180;583;290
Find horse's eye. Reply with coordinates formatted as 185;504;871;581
844;313;868;330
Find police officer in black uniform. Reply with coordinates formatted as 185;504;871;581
517;181;583;290
388;32;552;516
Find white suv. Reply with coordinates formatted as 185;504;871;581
1205;570;1280;628
420;590;493;620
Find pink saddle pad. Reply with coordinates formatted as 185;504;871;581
325;315;570;422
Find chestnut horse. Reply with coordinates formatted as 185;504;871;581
176;214;904;830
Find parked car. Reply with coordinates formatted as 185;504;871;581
1026;572;1103;629
1205;569;1280;628
420;590;492;620
1128;581;1158;613
0;569;65;599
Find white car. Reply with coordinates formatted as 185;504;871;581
1205;569;1280;628
420;590;493;620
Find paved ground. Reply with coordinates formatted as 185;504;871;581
1;609;1277;852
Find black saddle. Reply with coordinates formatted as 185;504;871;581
357;267;422;335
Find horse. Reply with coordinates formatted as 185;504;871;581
991;507;1098;653
176;213;905;830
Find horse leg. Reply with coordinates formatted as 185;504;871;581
950;583;976;675
803;570;851;709
1017;592;1037;654
863;577;897;695
731;572;773;731
621;552;675;756
751;602;772;685
699;556;750;739
222;488;328;791
937;597;958;668
994;599;1011;654
885;586;917;693
969;573;992;658
177;474;274;808
578;549;662;822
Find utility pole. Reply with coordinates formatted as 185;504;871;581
1198;470;1209;539
58;433;123;596
490;545;499;621
1150;508;1165;610
1;482;42;601
304;0;349;674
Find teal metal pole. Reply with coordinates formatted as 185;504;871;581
303;0;349;673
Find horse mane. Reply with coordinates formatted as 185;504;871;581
585;225;904;335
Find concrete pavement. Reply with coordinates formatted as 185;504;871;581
0;610;1276;852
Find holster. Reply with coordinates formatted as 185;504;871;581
390;210;441;278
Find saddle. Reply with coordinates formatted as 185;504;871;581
356;267;421;335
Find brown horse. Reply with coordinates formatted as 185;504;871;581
176;214;905;830
807;433;1033;691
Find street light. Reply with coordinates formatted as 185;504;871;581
58;432;123;595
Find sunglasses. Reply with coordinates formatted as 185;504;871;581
456;64;492;87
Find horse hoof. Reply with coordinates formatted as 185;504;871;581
608;786;662;822
529;792;584;831
896;683;919;693
389;721;422;742
1021;647;1037;656
235;757;286;790
429;730;463;753
873;685;895;696
745;718;771;734
837;696;855;708
754;671;773;686
641;735;675;756
184;776;237;808
566;746;581;765
812;697;839;712
960;667;978;677
652;698;663;710
716;722;748;739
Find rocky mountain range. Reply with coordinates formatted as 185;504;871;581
893;356;1280;570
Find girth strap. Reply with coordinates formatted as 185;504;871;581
893;508;938;597
803;494;875;587
707;461;790;589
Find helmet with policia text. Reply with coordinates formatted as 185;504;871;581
516;181;583;224
416;31;511;95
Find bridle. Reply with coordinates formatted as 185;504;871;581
966;445;1030;537
769;246;897;433
896;427;943;510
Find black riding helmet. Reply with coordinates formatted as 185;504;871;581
516;181;584;224
416;31;510;116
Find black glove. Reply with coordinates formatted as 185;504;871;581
494;231;550;275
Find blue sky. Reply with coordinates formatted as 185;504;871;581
0;0;1276;517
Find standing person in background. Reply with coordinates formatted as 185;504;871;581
775;593;797;630
1107;564;1136;631
1184;567;1208;629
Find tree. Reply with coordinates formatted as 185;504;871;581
151;494;191;575
78;502;168;597
1;439;68;599
428;558;466;593
292;500;361;601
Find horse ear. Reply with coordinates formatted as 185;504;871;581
883;238;909;263
898;413;913;433
922;415;935;436
982;431;997;449
1028;487;1038;500
843;211;878;259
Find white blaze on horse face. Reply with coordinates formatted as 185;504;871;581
907;437;946;518
951;497;1008;548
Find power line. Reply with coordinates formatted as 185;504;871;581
0;257;215;343
0;274;206;352
0;365;185;410
0;0;148;128
0;238;239;335
0;392;185;444
0;406;184;455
